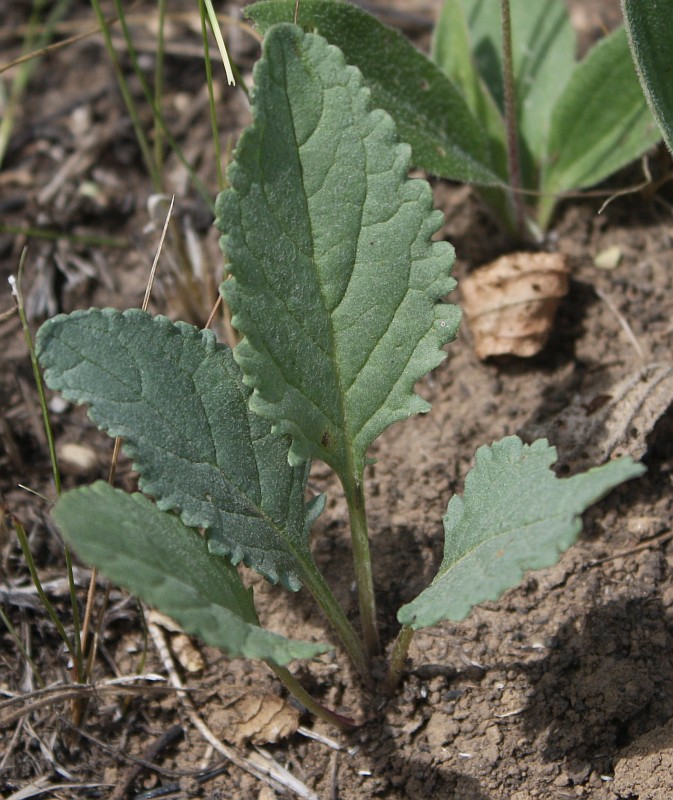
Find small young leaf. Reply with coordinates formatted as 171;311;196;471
36;308;317;591
398;436;645;630
53;483;328;664
622;0;673;156
538;27;661;229
246;1;502;185
217;24;460;483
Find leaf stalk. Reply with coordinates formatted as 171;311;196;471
386;624;414;693
268;663;359;731
297;559;369;680
343;475;380;660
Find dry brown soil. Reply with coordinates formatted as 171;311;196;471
2;1;673;799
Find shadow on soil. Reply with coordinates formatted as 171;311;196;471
519;594;673;778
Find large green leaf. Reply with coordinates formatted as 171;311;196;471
53;483;328;664
36;308;319;591
398;437;645;630
538;26;661;229
246;1;501;185
216;24;461;482
622;0;673;156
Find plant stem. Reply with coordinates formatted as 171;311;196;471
500;0;526;240
268;663;359;731
386;624;415;693
299;560;369;680
343;475;380;659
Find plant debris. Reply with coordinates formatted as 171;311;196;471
461;252;569;358
523;362;673;470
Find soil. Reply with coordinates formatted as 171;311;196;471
2;1;673;799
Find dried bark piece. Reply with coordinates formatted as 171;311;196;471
209;692;300;746
461;252;569;358
524;363;673;471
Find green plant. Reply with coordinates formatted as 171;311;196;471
622;0;673;158
246;0;661;240
35;24;644;726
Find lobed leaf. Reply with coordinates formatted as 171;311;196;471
53;483;328;664
246;0;501;185
622;0;673;157
216;24;461;482
398;436;645;630
538;27;661;230
36;308;320;590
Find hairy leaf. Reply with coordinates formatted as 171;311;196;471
538;27;660;229
622;0;673;156
216;24;460;481
53;483;328;664
246;1;501;185
37;308;320;590
398;437;645;629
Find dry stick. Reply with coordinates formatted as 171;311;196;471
109;724;184;800
0;678;177;727
586;529;673;568
147;623;321;800
500;0;526;240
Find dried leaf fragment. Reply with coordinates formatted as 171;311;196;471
524;363;673;471
147;610;204;672
209;692;300;746
461;252;569;358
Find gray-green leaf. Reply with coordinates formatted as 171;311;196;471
53;483;328;664
216;24;460;483
538;26;661;230
36;308;317;591
622;0;673;157
246;1;501;185
398;436;645;630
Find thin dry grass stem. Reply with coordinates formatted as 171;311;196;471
147;622;321;800
108;723;183;799
593;286;646;363
143;195;174;312
0;605;44;688
586;529;673;568
0;714;25;772
0;676;175;727
6;779;111;799
598;154;655;214
0;10;260;75
204;294;222;331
